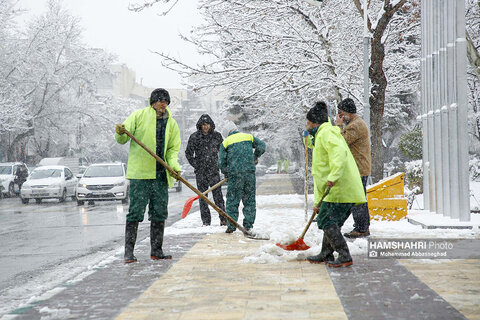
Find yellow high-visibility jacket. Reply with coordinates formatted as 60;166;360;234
115;106;181;188
309;122;366;205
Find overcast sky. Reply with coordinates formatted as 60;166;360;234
16;0;204;89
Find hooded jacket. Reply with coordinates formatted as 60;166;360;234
310;121;366;205
115;105;181;188
185;114;224;175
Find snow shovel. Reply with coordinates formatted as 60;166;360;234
122;129;268;240
304;135;309;221
276;186;330;251
182;178;227;219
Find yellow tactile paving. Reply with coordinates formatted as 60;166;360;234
400;259;480;320
116;233;347;320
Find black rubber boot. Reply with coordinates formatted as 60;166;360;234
307;233;334;264
124;221;139;263
220;217;228;226
150;221;172;260
225;226;236;233
324;224;353;268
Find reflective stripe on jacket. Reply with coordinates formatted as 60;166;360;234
115;106;181;188
218;131;266;175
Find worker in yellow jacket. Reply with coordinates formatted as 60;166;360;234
115;88;181;263
304;101;366;268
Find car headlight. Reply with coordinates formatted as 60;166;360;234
113;181;125;187
78;183;87;188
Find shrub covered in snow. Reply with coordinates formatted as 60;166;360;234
404;160;423;208
404;160;423;192
399;127;423;160
469;157;480;181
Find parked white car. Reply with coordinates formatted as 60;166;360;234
76;163;129;205
20;165;77;204
266;165;278;174
0;162;29;197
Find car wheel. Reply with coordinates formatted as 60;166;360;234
8;183;15;197
21;198;29;204
77;200;84;206
88;200;95;205
71;196;76;201
35;198;42;204
59;189;66;202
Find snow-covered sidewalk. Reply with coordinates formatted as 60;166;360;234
167;194;480;265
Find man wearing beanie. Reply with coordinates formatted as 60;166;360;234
305;101;366;267
336;98;372;238
115;88;181;263
185;114;227;226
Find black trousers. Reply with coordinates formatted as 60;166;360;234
351;176;370;232
196;171;226;225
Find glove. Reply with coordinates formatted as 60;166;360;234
115;124;126;135
303;130;309;137
254;156;259;165
170;170;181;180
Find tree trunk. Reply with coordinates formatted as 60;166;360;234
366;0;407;182
369;34;387;182
7;129;34;162
466;31;480;84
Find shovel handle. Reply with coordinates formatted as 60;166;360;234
182;178;227;219
298;186;331;240
304;136;309;221
122;129;251;235
202;178;227;196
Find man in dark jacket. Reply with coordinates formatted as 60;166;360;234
218;121;266;233
185;114;227;226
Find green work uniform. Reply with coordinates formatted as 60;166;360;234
115;106;181;222
218;131;266;229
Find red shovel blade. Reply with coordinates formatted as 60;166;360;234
276;238;310;251
182;195;200;219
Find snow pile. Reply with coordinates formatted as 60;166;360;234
167;194;480;264
39;306;71;320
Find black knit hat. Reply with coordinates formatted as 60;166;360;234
150;88;170;105
306;101;328;124
338;98;356;114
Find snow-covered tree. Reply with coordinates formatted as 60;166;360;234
0;0;30;135
77;97;143;163
0;0;112;162
466;0;480;153
131;0;421;181
142;0;364;166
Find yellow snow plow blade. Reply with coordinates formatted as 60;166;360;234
367;173;408;221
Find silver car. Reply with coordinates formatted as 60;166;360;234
76;163;129;205
20;166;77;204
